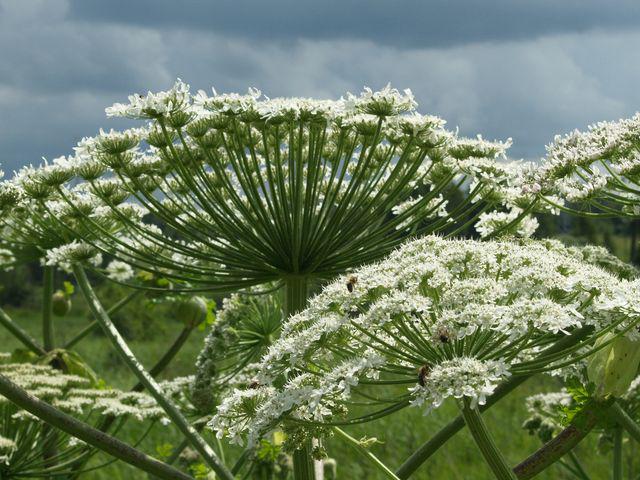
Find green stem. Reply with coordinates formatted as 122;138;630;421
64;290;142;349
42;265;55;351
0;307;46;355
513;400;608;480
613;426;623;480
0;372;194;480
132;326;193;392
610;401;640;443
72;265;233;480
334;427;399;480
284;276;315;480
395;325;595;479
460;399;516;480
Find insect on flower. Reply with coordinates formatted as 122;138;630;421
418;364;432;387
346;275;358;293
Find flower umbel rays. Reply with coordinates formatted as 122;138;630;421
209;236;640;446
1;80;530;291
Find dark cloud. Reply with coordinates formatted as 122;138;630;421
69;0;640;48
1;0;640;174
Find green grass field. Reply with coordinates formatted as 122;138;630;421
0;303;627;479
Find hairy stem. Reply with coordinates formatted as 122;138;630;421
460;399;516;480
73;265;233;480
395;325;595;479
0;373;194;480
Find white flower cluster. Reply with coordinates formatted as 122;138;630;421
193;288;281;413
0;434;15;464
532;113;640;213
409;357;510;412
209;236;639;445
0;361;164;422
43;240;103;273
105;260;135;282
475;208;539;238
105;78;191;118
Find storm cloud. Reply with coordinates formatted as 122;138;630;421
1;0;639;172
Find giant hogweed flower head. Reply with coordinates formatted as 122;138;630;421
209;236;640;446
531;113;640;216
14;80;526;291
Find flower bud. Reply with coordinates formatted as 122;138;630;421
588;333;640;398
51;290;71;317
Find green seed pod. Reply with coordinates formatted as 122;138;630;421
588;333;640;398
51;290;71;317
177;296;208;328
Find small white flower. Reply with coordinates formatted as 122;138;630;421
105;260;134;282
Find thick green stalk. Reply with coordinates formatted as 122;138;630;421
0;307;46;355
42;265;55;351
512;400;606;480
41;265;58;472
395;325;595;479
0;373;193;480
613;426;623;480
284;276;315;480
64;290;142;349
610;401;640;443
72;265;233;480
334;427;399;480
460;399;516;480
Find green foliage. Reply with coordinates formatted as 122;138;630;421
155;442;174;460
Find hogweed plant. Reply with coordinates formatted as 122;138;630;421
211;235;640;480
0;79;546;477
2;81;632;479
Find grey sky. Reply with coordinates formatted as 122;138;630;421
1;0;639;172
